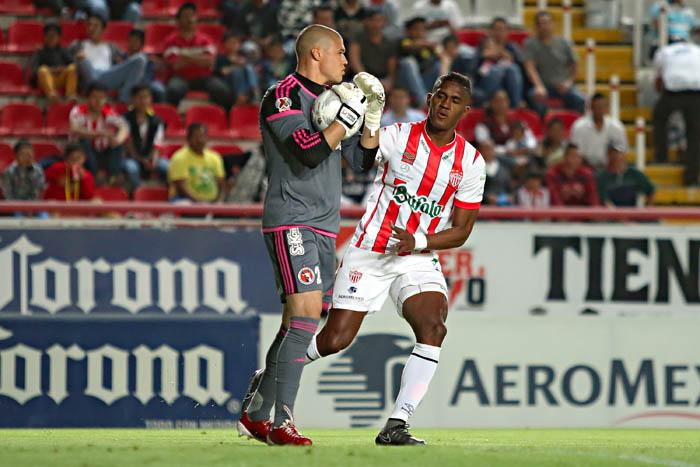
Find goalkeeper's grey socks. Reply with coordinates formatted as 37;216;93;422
304;335;321;364
247;325;287;422
273;317;319;427
388;343;441;422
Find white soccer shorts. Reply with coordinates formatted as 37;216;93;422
332;245;448;316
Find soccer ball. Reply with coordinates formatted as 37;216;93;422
312;87;366;140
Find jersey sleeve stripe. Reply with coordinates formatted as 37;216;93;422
292;131;322;149
266;110;303;122
275;75;295;99
428;138;466;234
454;200;480;209
371;123;422;253
355;161;389;248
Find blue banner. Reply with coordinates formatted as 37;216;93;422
0;229;280;315
0;315;258;427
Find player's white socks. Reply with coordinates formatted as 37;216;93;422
389;343;441;422
305;335;321;364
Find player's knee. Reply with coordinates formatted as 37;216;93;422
418;319;447;346
325;331;354;355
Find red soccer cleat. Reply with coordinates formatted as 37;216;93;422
267;420;313;446
237;412;271;443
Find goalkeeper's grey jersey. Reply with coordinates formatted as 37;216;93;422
260;72;366;235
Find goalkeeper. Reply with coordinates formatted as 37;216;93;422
237;24;385;446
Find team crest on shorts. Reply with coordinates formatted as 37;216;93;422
275;96;292;112
298;267;315;285
449;170;463;188
349;270;363;283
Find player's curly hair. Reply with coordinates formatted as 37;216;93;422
432;72;472;98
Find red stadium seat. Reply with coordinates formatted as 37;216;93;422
103;22;134;51
509;108;543;139
507;30;530;46
0;144;14;172
186;104;230;137
60;21;87;46
456;107;485;143
144;23;177;54
153;103;185;138
0;103;43;137
95;186;129;201
0;62;32;96
159;143;182;159
141;0;169;17
5;21;44;54
456;29;487;47
0;0;36;15
32;142;62;161
197;23;225;46
112;102;129;115
134;186;169;201
544;110;581;137
229;105;261;140
168;0;220;18
211;144;244;156
44;102;74;136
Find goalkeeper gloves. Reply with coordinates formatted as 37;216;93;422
331;82;366;137
353;72;385;136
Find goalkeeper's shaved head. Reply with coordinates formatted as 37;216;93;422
295;24;348;85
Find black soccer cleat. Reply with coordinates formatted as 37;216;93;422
375;421;426;446
240;368;264;414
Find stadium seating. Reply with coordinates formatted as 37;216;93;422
32;142;62;161
144;23;176;54
456;107;485;143
159;143;182;159
507;30;530;46
133;185;168;201
0;103;43;137
169;0;220;18
198;24;225;45
112;102;129;115
456;29;486;47
4;21;43;53
0;0;35;16
0;143;13;172
0;62;32;96
44;102;74;136
60;21;87;46
186;104;229;137
94;186;129;201
509;108;543;139
229;105;261;140
544;110;581;137
103;22;134;51
211;144;244;156
153;103;185;138
141;0;169;18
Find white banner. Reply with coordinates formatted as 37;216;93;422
261;314;700;428
335;222;700;315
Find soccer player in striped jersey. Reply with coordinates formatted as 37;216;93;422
306;72;486;445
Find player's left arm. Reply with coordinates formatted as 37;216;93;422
392;207;479;253
341;125;379;173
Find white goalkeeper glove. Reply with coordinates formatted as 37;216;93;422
331;82;366;137
353;72;385;136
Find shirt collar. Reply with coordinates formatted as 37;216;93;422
294;72;327;96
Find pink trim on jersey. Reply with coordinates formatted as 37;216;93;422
428;137;466;234
266;110;303;122
355;161;389;248
292;129;322;149
454;200;481;210
371;123;423;253
262;225;338;239
275;75;295;100
274;231;295;294
292;76;318;98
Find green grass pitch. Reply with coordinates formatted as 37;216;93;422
1;429;699;467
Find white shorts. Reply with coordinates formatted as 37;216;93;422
332;246;448;316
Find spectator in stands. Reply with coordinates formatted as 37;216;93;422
397;17;441;104
1;140;45;202
516;169;550;208
481;139;514;206
649;0;699;53
215;31;259;105
335;0;368;40
524;11;585;116
28;24;77;104
540;117;568;167
234;0;279;46
278;0;323;41
505;120;537;166
546;143;600;206
411;0;463;43
44;143;95;201
570;93;627;171
439;34;476;78
71;13;147;103
168;123;225;202
126;29;166;103
123;85;169;188
371;0;401;40
164;3;232;109
652;38;700;185
69;83;131;185
348;8;397;92
258;39;293;91
474;17;525;109
597;142;655;207
476;91;535;158
82;0;141;22
380;87;426;126
34;0;69;17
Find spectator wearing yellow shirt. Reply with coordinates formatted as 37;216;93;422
168;123;225;202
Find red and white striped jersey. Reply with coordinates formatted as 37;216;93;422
352;120;485;254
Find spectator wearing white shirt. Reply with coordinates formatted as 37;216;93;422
71;14;147;103
570;93;626;170
517;170;550;208
652;38;700;185
411;0;463;43
380;87;426;127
